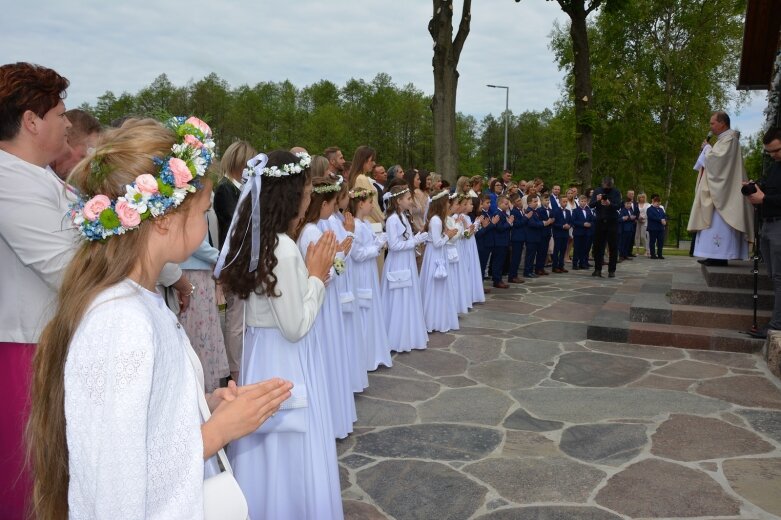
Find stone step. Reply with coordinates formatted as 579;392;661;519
630;292;771;330
587;317;765;354
670;268;773;310
701;260;771;291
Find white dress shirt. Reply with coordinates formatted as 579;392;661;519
0;149;78;343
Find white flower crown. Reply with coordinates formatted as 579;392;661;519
430;189;449;202
244;152;312;178
313;175;344;194
70;116;216;241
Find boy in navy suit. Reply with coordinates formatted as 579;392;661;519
508;193;527;283
523;195;544;278
571;195;593;269
618;200;635;261
535;194;555;275
646;195;668;259
551;201;572;273
475;193;497;278
491;195;513;288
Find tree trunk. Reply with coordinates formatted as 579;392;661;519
430;0;471;183
568;4;595;189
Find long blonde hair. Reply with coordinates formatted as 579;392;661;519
220;140;257;180
27;119;205;519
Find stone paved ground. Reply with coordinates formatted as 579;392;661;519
338;256;781;519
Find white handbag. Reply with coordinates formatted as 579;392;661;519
185;344;249;520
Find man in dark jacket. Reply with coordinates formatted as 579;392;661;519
589;176;622;277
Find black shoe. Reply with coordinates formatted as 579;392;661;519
592;270;603;277
650;256;658;259
747;327;769;339
697;258;706;264
658;256;665;260
628;254;636;258
608;272;616;278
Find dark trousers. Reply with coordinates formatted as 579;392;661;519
509;241;525;279
593;219;618;273
649;230;664;258
552;235;568;269
524;241;539;276
760;220;781;330
573;236;588;268
619;230;633;257
491;246;508;283
585;235;593;265
535;237;550;270
478;244;490;278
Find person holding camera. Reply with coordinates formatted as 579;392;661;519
745;127;781;339
687;111;754;266
589;176;622;277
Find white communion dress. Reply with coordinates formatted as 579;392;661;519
420;215;460;333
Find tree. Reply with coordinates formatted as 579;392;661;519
518;0;624;189
429;0;472;182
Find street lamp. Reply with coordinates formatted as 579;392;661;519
487;84;509;171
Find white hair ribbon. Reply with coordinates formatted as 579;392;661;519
214;153;268;277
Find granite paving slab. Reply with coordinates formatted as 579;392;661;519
356;460;487;520
650;414;775;461
551;351;650;387
337;256;779;519
594;459;741;517
723;458;781;517
465;457;606;504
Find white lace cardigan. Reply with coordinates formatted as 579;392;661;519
64;280;204;519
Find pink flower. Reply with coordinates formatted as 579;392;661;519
183;134;204;149
115;200;141;228
83;194;111;221
169;158;193;188
135;174;159;194
185;117;211;137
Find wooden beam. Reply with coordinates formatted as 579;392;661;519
737;0;781;90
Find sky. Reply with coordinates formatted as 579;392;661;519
0;0;768;137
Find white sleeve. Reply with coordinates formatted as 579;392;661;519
387;215;417;251
157;263;182;287
429;217;449;247
267;247;325;342
65;303;155;518
351;225;379;262
0;180;76;290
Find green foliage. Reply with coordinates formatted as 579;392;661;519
550;0;747;215
83;73;439;172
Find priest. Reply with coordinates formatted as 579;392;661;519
687;111;754;266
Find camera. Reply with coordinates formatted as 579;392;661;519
741;182;758;196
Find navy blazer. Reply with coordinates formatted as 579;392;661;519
475;209;495;248
537;206;553;238
524;207;544;243
619;207;635;233
510;207;527;242
646;205;668;232
571;206;593;237
552;207;572;239
492;209;511;247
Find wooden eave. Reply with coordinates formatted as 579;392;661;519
737;0;781;90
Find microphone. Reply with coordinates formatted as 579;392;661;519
706;131;713;141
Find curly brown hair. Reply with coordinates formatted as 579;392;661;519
218;150;312;299
0;62;69;140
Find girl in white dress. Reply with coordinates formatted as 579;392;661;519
421;190;460;332
348;187;392;370
319;180;368;393
219;153;344;519
456;195;482;304
298;175;357;439
28;119;293;519
447;195;472;314
461;197;486;304
381;185;430;351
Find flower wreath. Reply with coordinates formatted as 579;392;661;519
312;175;344;194
349;187;375;200
243;152;311;178
430;189;449;202
71;116;216;241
